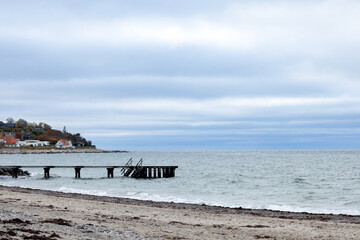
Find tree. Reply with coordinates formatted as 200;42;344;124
43;123;52;130
6;117;15;124
16;119;28;128
15;132;22;139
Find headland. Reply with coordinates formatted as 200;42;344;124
0;148;126;154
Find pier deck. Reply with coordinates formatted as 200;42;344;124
0;162;178;179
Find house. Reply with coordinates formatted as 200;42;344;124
4;123;15;128
16;140;50;147
55;139;73;148
21;132;31;140
0;136;20;147
2;132;16;138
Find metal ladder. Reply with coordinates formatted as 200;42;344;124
129;158;143;178
121;158;133;176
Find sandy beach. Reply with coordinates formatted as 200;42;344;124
0;185;359;239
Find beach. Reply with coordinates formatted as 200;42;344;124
0;185;359;239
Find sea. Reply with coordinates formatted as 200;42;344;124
0;150;359;215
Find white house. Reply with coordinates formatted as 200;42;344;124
55;139;73;148
16;140;50;147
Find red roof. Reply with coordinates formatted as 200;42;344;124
58;139;71;145
0;136;19;144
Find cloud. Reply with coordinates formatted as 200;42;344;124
1;0;360;149
1;0;359;55
226;0;360;54
0;18;256;51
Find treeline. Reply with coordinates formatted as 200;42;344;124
0;117;92;146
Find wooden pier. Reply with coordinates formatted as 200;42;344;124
0;159;178;179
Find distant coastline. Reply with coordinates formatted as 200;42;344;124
0;148;127;154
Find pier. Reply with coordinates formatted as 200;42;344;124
0;158;178;179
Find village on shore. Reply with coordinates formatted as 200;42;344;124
0;118;122;154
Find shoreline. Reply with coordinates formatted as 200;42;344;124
0;185;359;239
1;185;359;224
0;148;127;154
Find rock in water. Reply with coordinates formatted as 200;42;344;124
0;168;30;176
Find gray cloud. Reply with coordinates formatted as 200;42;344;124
1;0;360;149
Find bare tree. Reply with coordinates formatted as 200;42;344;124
6;117;15;124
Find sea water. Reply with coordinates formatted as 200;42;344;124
0;150;359;215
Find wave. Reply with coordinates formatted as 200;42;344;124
1;182;360;216
58;186;108;196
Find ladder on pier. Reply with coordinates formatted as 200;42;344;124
121;158;133;177
130;158;144;178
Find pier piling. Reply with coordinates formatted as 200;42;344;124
107;168;114;178
43;167;50;179
75;167;81;178
12;168;19;178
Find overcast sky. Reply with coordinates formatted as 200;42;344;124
1;0;360;150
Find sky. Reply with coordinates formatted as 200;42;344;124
1;0;360;150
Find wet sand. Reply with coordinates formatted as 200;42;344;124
0;185;359;239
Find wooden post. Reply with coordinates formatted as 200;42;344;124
75;168;81;178
168;168;172;177
141;168;147;178
164;167;169;178
148;167;152;178
43;167;50;179
12;168;19;178
107;168;114;178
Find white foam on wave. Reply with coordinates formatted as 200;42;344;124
120;192;360;216
1;182;360;216
262;204;360;216
230;202;360;216
123;192;226;206
58;186;108;196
